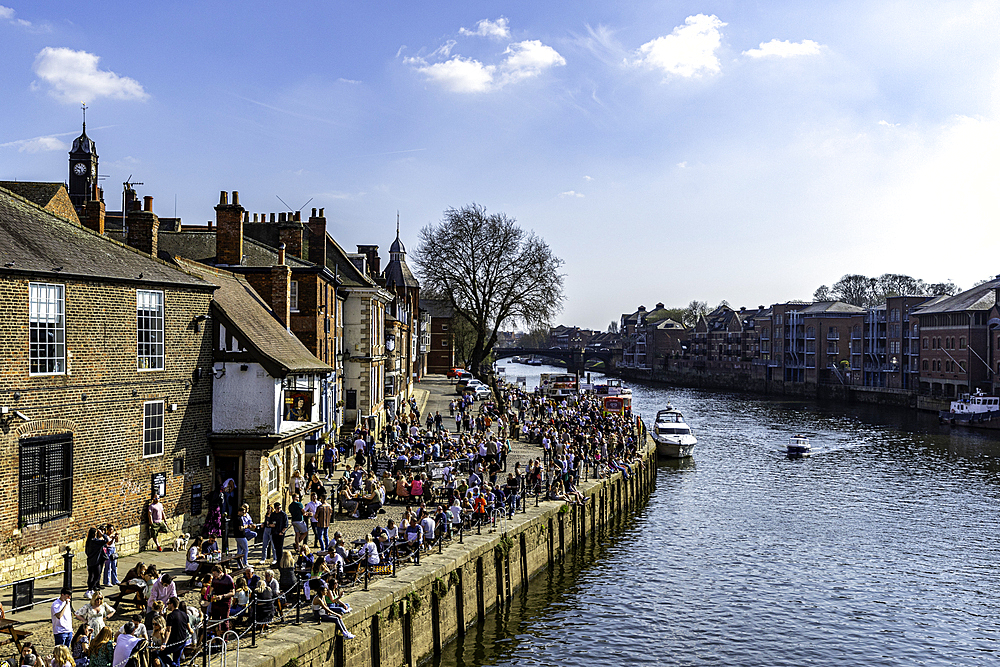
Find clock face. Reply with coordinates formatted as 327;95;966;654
73;163;88;176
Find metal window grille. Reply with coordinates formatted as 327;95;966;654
19;434;73;526
28;283;65;375
143;401;165;457
137;290;164;370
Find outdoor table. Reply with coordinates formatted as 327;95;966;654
187;554;241;584
0;618;31;655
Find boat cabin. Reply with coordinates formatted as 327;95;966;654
951;391;1000;414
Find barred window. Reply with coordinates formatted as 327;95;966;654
29;283;65;375
19;434;73;526
143;401;165;458
137;290;164;370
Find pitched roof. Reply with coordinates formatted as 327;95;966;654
383;255;419;289
421;298;454;318
0;181;65;209
173;257;332;376
798;301;865;314
325;235;378;288
913;279;1000;314
158;229;312;268
0;186;211;289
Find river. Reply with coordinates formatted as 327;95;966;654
434;362;1000;666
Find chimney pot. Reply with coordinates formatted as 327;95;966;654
278;242;286;266
270;213;276;223
220;191;228;206
312;208;317;217
319;208;324;217
143;196;153;212
279;212;286;223
232;191;239;206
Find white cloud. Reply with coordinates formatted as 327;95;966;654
459;18;511;40
498;40;566;85
560;190;585;198
630;14;726;78
743;38;823;59
337;78;361;85
0;6;14;19
583;175;593;181
406;55;495;93
1;5;49;32
0;134;67;152
677;161;687;168
32;47;149;103
878;120;899;128
407;38;564;93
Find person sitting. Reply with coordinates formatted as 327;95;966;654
185;537;204;573
309;580;354;638
404;518;423;555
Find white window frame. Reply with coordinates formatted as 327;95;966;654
29;282;66;375
290;280;299;312
267;455;280;494
143;400;165;458
137;290;165;371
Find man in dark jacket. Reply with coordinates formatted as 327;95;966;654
266;502;288;567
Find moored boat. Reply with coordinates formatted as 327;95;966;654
939;390;1000;424
652;406;697;458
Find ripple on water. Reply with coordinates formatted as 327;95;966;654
432;375;1000;667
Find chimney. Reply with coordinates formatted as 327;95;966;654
82;188;105;235
278;242;286;266
215;190;245;266
278;217;305;259
356;244;380;278
307;207;327;267
126;196;159;257
271;262;292;329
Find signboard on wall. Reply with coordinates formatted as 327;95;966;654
191;483;203;516
151;472;166;498
283;391;312;421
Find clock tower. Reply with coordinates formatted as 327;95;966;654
68;105;98;212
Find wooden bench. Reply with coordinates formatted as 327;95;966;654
107;584;148;612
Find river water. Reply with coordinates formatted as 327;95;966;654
434;363;1000;666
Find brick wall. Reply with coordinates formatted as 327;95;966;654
0;276;214;579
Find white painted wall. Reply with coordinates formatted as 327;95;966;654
212;362;280;433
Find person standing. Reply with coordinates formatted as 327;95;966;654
52;588;75;646
260;504;274;565
322;443;335;479
147;494;169;552
162;597;191;667
84;528;108;598
101;524;120;588
208;565;235;635
267;502;289;566
314;496;333;551
233;505;256;569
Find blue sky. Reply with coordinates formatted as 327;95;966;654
2;1;999;330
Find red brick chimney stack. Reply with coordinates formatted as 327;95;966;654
82;186;105;235
307;207;327;268
356;244;380;278
126;195;159;257
271;247;292;330
278;211;305;259
215;190;245;266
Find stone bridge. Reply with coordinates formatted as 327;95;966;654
492;347;616;373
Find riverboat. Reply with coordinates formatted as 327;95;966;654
652;406;697;458
939;390;1000;424
540;372;577;399
787;435;811;455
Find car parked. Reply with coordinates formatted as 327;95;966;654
447;367;465;379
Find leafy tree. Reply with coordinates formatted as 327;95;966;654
413;204;565;378
607;321;619;334
831;274;876;307
813;285;832;301
682;300;708;326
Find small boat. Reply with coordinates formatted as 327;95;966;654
652;406;697;458
787;435;811;455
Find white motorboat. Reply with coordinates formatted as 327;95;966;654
787;435;811;455
652;406;697;458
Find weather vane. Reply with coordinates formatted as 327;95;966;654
81;102;88;130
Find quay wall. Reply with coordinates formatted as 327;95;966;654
608;367;919;409
241;439;658;667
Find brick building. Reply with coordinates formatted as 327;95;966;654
0;185;215;580
172;258;332;522
421;299;456;374
914;279;999;397
380;227;421;415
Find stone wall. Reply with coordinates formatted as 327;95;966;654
236;439;658;667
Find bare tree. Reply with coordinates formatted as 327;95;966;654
831;274;876;307
414;204;565;377
813;285;832;301
682;300;708;327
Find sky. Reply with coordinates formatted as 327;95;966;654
2;1;1000;331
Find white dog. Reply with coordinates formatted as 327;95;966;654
174;532;190;552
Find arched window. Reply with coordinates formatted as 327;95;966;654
922;360;929;370
923;337;928;349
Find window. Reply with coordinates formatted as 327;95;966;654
923;337;928;349
922;360;929;370
290;281;299;312
19;434;73;526
29;283;66;375
137;290;164;370
143;401;165;458
959;337;965;349
267;456;280;494
826;342;838;355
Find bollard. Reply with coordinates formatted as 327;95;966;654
438;535;443;555
62;547;74;591
295;581;301;625
201;619;209;667
364;564;369;591
459;522;463;544
251;598;257;647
